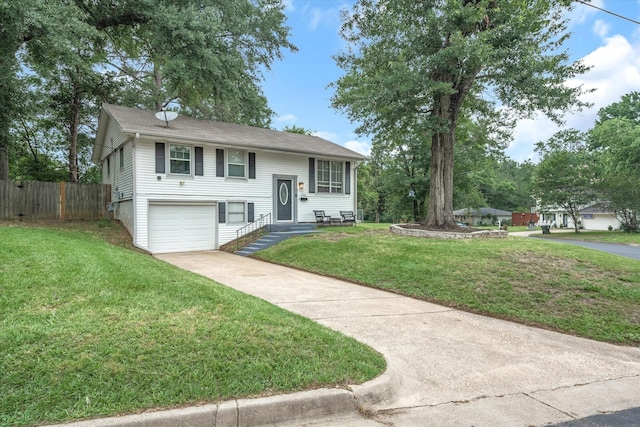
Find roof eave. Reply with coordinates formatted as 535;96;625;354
120;128;368;161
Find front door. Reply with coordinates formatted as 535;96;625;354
276;178;293;222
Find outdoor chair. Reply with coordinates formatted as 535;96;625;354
314;210;331;227
340;210;356;226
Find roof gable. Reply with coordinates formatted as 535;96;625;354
93;104;368;162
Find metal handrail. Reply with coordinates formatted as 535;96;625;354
236;213;272;251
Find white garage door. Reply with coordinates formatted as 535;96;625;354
148;203;216;253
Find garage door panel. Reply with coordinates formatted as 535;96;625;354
149;204;216;253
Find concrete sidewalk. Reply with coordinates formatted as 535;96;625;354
56;251;640;427
151;251;640;427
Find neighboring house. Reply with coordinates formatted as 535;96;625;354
532;203;576;228
453;207;512;226
532;203;619;230
92;104;367;253
578;203;620;231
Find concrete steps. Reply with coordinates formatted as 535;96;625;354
235;225;319;256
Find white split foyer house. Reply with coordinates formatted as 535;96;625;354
92;104;367;253
537;203;621;230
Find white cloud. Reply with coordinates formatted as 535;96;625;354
566;0;604;26
282;0;294;12
275;113;298;123
509;31;640;162
592;19;610;38
310;131;370;155
308;7;338;30
312;130;339;142
344;139;372;156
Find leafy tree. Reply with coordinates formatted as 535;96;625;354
596;91;640;124
533;130;596;233
4;0;295;182
332;0;590;228
105;0;295;124
282;125;315;135
0;1;77;180
589;95;640;232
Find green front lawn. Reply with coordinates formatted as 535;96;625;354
0;222;384;427
256;225;640;346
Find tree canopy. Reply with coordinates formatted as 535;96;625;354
589;92;640;232
333;0;590;228
2;0;295;182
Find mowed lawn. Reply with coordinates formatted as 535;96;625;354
256;225;640;346
0;222;384;427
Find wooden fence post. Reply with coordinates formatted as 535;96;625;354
60;182;65;220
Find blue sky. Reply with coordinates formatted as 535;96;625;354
261;0;640;162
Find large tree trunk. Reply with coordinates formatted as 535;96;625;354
154;65;163;112
0;143;8;181
425;130;456;227
68;78;81;183
424;91;457;228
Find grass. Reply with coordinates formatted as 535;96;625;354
256;224;640;346
0;221;385;427
537;229;640;245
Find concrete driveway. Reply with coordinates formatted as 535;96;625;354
153;251;640;427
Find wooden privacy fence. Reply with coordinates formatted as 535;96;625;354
0;180;111;221
512;212;540;226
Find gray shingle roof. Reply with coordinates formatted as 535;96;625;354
578;203;612;214
96;104;367;161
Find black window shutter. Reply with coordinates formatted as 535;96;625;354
248;202;254;222
218;202;226;223
249;152;256;179
308;158;315;194
345;161;351;195
216;149;224;177
155;143;165;173
195;147;203;176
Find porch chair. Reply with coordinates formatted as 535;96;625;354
314;210;331;227
340;210;356;226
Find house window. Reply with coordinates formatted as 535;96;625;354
169;144;191;175
227;149;246;178
119;147;124;169
317;160;343;193
106;156;111;177
227;201;246;223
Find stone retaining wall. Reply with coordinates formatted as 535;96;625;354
390;224;508;239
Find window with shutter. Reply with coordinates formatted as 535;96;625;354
155;143;165;173
195;147;203;176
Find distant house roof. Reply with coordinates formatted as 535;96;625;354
93;103;368;163
578;203;613;214
453;207;512;216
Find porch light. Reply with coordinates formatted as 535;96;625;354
298;182;304;191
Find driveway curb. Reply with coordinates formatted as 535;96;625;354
47;379;394;427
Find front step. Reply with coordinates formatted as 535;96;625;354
235;227;320;256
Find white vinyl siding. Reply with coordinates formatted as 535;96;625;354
129;141;357;250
